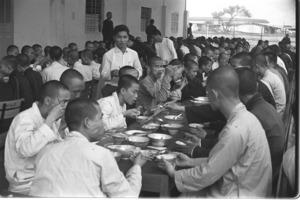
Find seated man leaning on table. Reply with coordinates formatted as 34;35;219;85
98;75;140;131
4;81;70;195
159;67;272;197
137;56;179;113
29;98;147;197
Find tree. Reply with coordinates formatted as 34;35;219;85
212;5;252;32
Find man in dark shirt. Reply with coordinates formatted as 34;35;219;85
230;52;276;108
181;60;206;101
0;81;15;133
146;19;157;38
16;54;43;102
0;56;33;111
102;12;114;49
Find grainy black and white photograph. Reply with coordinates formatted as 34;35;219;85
0;0;297;198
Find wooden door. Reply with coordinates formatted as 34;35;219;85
0;0;13;59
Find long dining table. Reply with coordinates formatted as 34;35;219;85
96;101;216;197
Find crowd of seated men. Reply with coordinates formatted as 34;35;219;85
0;23;296;197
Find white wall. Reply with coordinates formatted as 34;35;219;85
236;24;263;34
13;0;186;50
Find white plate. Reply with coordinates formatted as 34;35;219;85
125;130;148;136
191;100;210;104
194;97;209;101
147;146;167;151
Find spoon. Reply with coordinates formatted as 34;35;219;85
174;113;182;120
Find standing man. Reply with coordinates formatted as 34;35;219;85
101;25;142;97
187;23;193;37
146;19;157;38
102;12;114;49
150;29;177;64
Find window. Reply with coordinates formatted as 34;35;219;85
171;12;179;33
0;0;12;24
85;0;103;33
141;7;151;32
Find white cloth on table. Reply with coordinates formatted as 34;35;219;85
101;47;142;87
41;61;68;83
4;102;62;195
155;38;178;64
29;131;142;197
174;103;272;198
98;92;127;131
262;69;286;117
73;61;93;81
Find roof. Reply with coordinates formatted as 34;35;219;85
189;17;269;24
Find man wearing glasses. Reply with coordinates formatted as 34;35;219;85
4;81;70;195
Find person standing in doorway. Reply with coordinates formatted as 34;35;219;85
146;19;157;38
102;12;114;49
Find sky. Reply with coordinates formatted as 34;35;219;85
187;0;296;27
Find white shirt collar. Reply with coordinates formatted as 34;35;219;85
114;46;128;53
67;131;90;142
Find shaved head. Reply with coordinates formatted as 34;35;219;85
149;56;162;66
60;69;85;99
253;54;268;68
207;66;239;99
230;52;252;68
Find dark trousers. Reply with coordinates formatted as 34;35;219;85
101;84;118;98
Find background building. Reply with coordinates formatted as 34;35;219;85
0;0;188;58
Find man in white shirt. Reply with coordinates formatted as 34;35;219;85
253;54;286;117
159;67;272;198
101;25;143;97
73;49;94;82
151;29;177;64
29;98;147;197
4;81;70;195
98;75;140;131
41;46;69;83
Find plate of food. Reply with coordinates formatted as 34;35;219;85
125;130;148;136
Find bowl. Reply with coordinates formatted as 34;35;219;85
156;153;177;166
164;124;183;136
112;133;127;144
188;123;206;138
161;124;168;131
164;115;184;124
127;136;150;148
136;116;149;124
107;145;141;159
142;123;160;133
110;151;122;162
148;133;173;147
125;130;148;137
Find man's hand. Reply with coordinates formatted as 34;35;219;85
173;152;194;167
134;152;147;167
45;104;65;128
192;126;207;139
157;158;175;178
111;69;119;77
165;102;185;112
179;77;188;90
184;132;200;145
123;109;140;118
164;65;175;77
173;140;196;157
